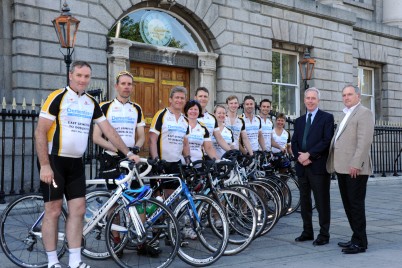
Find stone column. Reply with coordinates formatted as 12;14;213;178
197;52;219;112
107;37;132;99
383;0;402;28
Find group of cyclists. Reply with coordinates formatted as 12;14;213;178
92;68;296;249
31;61;296;268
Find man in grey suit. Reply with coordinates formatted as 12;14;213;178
326;85;374;254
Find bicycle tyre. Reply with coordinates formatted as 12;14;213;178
105;197;180;268
174;194;229;267
212;188;257;256
247;181;281;236
282;174;300;215
0;194;67;268
227;184;269;237
82;190;112;259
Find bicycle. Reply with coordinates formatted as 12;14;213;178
182;159;258;256
139;160;230;267
0;158;180;268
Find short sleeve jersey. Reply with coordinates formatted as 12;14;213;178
225;115;246;150
240;113;262;152
150;108;189;162
39;87;106;158
197;111;218;136
100;99;145;148
258;116;274;151
212;126;234;159
272;128;291;153
186;122;211;162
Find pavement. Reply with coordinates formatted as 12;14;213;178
1;175;402;268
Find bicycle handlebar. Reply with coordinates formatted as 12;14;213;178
86;158;153;186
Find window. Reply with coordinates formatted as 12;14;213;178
109;10;205;52
357;67;375;114
272;50;300;117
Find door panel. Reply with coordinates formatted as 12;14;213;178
130;62;190;156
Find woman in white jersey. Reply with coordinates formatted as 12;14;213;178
183;99;218;163
272;113;293;156
212;105;234;158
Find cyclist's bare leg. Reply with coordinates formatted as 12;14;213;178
42;199;63;251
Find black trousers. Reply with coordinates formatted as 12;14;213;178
299;166;331;239
337;173;368;248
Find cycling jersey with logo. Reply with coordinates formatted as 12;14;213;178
272;128;291;153
40;87;105;158
241;113;262;152
197;111;218;135
225;116;246;150
186;122;211;162
212;126;234;158
258;115;274;151
150;108;189;162
100;99;145;148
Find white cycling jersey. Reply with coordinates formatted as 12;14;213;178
40;87;105;158
150;108;189;162
100;98;145;148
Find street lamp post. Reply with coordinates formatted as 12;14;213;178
52;1;80;86
298;48;316;91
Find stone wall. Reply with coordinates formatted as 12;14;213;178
2;0;402;121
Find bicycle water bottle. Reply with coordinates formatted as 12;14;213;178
135;203;145;214
146;196;163;214
85;198;103;222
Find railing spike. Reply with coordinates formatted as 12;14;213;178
31;99;36;110
22;98;26;110
41;99;44;107
12;97;17;110
2;97;6;110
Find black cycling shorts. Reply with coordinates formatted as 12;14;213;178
39;155;86;202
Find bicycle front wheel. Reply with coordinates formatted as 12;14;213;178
174;194;229;267
214;189;257;256
0;194;67;268
105;197;180;268
82;190;112;259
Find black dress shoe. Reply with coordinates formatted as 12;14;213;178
342;244;366;254
338;241;352;248
313;238;329;246
295;235;314;242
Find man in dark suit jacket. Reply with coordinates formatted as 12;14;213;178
291;87;334;246
326;85;374;254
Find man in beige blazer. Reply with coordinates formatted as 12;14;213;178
326;85;374;254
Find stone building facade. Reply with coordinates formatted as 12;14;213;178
1;0;402;122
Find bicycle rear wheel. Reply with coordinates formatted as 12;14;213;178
0;194;67;268
105;198;180;268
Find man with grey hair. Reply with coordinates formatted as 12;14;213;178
149;86;190;168
327;85;374;254
292;87;334;246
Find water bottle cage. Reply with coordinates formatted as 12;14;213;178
123;185;152;204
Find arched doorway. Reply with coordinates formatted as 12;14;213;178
107;8;218;154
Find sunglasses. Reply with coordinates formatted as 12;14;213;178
116;71;134;81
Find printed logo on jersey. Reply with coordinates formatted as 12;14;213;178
67;108;92;119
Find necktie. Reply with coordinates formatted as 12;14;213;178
302;113;312;151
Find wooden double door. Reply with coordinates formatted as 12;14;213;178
129;62;190;156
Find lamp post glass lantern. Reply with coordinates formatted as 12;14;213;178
52;1;80;86
298;48;316;91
